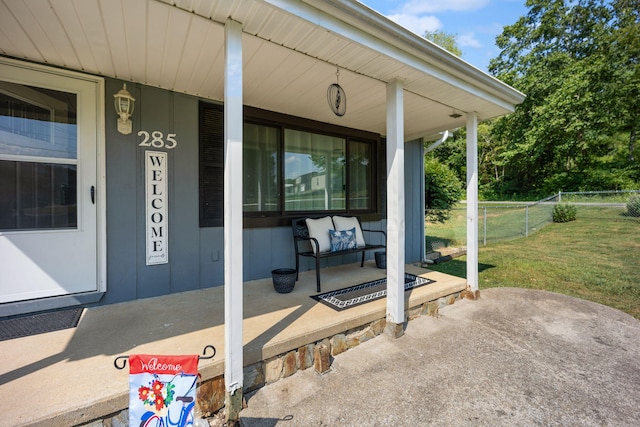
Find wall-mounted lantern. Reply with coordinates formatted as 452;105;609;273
113;83;135;134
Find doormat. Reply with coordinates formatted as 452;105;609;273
0;308;84;341
311;273;436;311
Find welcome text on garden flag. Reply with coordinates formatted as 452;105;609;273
129;354;199;427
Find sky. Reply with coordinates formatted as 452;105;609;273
359;0;529;72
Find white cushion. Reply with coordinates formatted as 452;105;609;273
305;216;334;254
332;216;365;248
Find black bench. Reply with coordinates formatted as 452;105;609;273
292;216;386;292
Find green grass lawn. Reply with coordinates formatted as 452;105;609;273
427;207;640;319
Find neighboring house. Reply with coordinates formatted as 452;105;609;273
0;0;525;416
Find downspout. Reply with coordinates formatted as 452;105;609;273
425;130;450;154
423;131;450;262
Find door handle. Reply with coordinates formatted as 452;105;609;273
91;186;95;204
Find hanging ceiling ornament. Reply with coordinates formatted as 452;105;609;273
327;67;347;117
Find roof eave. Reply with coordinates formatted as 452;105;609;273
302;0;526;107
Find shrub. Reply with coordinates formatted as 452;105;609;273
424;156;464;223
627;194;640;217
552;203;577;223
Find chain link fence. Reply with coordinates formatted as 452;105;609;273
425;190;640;253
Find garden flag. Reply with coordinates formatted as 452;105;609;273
129;354;199;427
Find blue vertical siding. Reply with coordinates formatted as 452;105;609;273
404;140;425;263
104;78;421;305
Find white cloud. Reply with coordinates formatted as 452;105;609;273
383;0;491;37
387;13;442;36
458;33;482;48
399;0;489;14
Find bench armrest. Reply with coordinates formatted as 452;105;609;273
295;236;321;255
361;228;387;246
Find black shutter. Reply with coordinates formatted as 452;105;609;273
199;102;224;227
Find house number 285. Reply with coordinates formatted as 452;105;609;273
138;131;178;149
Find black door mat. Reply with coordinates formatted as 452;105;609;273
311;273;436;311
0;308;84;341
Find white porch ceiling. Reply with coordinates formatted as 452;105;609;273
0;0;524;141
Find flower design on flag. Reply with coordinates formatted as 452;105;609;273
138;377;175;414
152;379;163;394
138;386;150;401
154;395;164;411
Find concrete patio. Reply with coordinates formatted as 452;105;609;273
0;262;465;426
240;287;640;426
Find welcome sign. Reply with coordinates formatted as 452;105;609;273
146;151;168;265
129;354;199;427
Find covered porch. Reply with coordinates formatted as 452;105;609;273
1;262;465;426
0;0;525;424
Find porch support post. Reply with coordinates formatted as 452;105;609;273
224;18;244;425
385;78;405;338
466;112;479;295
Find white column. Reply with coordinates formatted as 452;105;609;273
224;18;243;401
466;112;479;292
420;141;426;261
385;79;405;335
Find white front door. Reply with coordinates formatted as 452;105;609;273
0;59;104;304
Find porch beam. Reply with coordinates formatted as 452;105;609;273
224;18;244;424
466;112;479;293
385;78;405;338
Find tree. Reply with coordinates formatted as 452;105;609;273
424;30;462;57
488;0;639;195
428;122;516;199
422;30;464;210
610;0;640;168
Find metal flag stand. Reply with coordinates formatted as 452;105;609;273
113;344;216;370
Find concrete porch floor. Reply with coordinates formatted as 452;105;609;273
0;261;466;426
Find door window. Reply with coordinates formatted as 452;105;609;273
0;83;78;231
